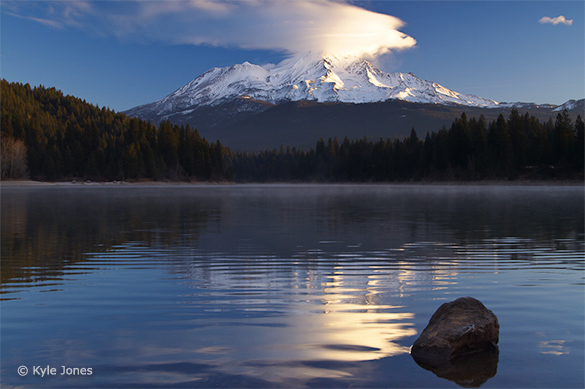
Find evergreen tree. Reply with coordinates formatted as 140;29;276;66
487;114;513;176
574;115;584;173
553;110;574;169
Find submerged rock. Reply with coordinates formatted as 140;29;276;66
411;296;499;379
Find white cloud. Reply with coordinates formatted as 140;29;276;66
3;10;64;29
2;0;94;29
539;15;573;26
3;0;416;59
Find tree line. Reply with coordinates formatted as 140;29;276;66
232;110;584;181
1;79;582;182
1;79;232;181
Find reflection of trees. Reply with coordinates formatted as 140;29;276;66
304;186;583;256
171;186;584;297
0;188;217;286
415;187;584;244
2;185;582;289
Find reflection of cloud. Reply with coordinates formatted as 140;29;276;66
311;271;415;360
538;340;570;356
228;267;418;381
80;241;425;383
539;15;573;26
310;302;416;360
174;259;417;381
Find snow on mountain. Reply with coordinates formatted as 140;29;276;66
127;53;502;119
553;99;580;112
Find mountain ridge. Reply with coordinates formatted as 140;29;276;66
126;53;504;122
124;53;584;151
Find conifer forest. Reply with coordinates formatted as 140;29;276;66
1;80;583;182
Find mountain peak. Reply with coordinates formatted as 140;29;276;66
127;53;502;120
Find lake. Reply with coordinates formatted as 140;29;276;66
1;184;583;388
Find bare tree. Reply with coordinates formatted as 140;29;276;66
1;136;28;179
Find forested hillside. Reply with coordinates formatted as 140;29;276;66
1;80;233;181
233;110;584;181
1;79;582;182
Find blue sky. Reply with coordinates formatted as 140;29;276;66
2;1;583;112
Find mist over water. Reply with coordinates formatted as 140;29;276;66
1;184;583;388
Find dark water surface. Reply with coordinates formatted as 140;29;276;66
1;184;583;388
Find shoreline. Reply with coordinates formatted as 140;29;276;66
2;179;583;188
0;179;234;188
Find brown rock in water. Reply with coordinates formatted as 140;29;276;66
411;297;499;367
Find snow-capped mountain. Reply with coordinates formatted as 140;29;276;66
553;99;584;112
126;53;501;120
124;53;582;151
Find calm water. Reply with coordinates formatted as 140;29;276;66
1;184;583;388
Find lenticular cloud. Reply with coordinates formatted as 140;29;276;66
118;0;417;58
7;0;417;59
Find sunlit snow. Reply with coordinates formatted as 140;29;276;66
131;52;502;117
